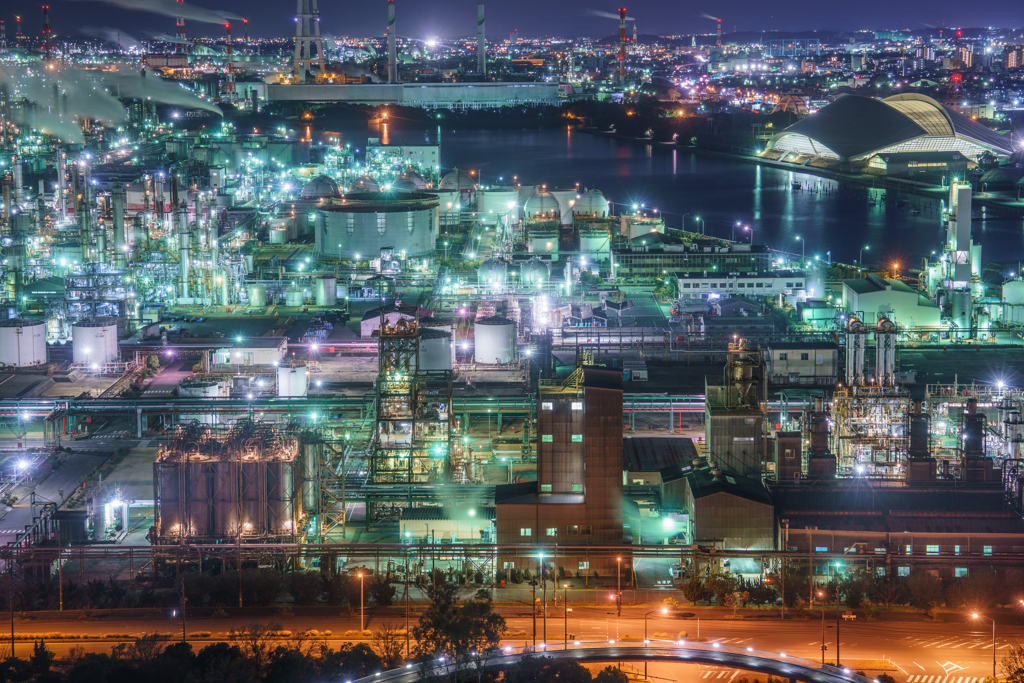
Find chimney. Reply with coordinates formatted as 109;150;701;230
0;21;5;54
716;18;722;47
42;6;51;62
632;21;636;46
225;22;235;95
618;7;626;83
387;0;398;83
243;18;248;42
176;0;185;41
476;3;486;76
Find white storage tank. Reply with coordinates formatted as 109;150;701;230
72;319;119;365
474;315;516;365
178;378;227;424
1003;279;1024;305
418;328;452;371
579;227;611;256
521;257;550;286
0;319;47;367
315;275;338;306
269;227;288;244
248;284;266;308
477;187;520;224
950;288;972;330
277;363;308;397
285;287;305;307
477;258;508;286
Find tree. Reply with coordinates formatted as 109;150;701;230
871;581;906;609
680;576;708;605
1003;644;1024;683
907;572;943;611
838;569;874;609
412;582;506;681
705;572;737;605
236;621;282;675
369;574;396;607
147;355;161;371
30;640;55;675
506;655;592;683
594;666;630;683
371;623;406;669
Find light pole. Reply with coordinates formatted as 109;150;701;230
745;225;753;244
818;590;826;663
616;557;622;617
859;245;869;268
796;236;805;262
358;572;365;632
643;608;668;678
563;583;570;650
834;567;841;666
732;221;739;242
972;613;996;677
695;216;705;235
538;553;547;646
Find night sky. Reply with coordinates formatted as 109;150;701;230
8;0;1024;43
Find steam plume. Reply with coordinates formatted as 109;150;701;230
69;0;241;25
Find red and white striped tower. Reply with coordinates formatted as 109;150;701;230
175;0;185;40
225;22;235;96
716;18;722;47
42;5;52;62
617;7;626;83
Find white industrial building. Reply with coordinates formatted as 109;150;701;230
265;82;560;109
677;270;808;302
765;342;840;386
212;338;288;367
841;275;941;329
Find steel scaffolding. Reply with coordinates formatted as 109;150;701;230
831;385;911;476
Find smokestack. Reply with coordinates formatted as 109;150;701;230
42;6;51;62
477;3;486;76
225;22;235;96
618;7;626;83
716;18;721;47
15;16;20;40
632;21;636;46
387;0;397;83
175;0;185;41
1;21;6;55
243;18;248;42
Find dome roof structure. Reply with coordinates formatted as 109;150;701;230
440;169;475;191
521;257;550;285
524;191;561;220
477;258;508;285
398;170;427;189
572;189;610;217
300;175;342;200
351;175;380;193
390;178;419;193
766;93;1013;161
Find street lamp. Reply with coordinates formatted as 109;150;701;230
972;613;996;677
732;221;740;242
796;236;805;261
745;225;753;244
358;573;365;632
695;216;705;235
859;245;869;267
563;583;571;650
616;557;622;617
818;590;826;664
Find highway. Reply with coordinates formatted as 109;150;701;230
5;607;1021;681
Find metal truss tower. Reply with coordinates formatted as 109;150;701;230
294;0;324;82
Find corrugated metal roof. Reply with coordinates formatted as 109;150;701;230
623;437;697;471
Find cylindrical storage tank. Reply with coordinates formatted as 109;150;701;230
315;275;338;306
156;461;183;538
573;189;610;218
277;363;308;397
521;257;550;286
579;227;611;255
477;187;520;224
285;287;304;307
474;315;516;364
317;192;440;260
248;285;266;308
477;258;508;286
418;329;452;371
269;227;287;244
72;319;119;364
1003;279;1024;305
0;319;47;367
951;288;972;330
177;379;224;424
549;188;578;226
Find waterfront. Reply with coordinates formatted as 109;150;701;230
425;127;1024;267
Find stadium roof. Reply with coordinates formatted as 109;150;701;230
766;93;1012;162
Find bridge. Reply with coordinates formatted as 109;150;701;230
351;641;879;683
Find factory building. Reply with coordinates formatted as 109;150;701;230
677;270;809;302
153;420;301;544
765;342;840;386
316;192;439;260
612;243;772;281
495;368;628;576
705;340;766;479
265;82;560;108
842;275;941;328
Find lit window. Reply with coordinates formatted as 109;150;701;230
541;401;553;410
984;545;993;555
520;528;531;537
955;567;968;577
542;435;553;443
571;401;583;410
815;546;829;552
897;566;910;577
578;561;590;570
571;434;583;442
568;525;580;535
955;545;961;555
926;545;939;556
546;528;557;537
540;484;552;492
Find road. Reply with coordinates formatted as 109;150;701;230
6;608;1021;681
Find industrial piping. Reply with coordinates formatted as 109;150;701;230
387;0;397;83
477;3;486;76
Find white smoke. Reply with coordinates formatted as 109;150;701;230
585;9;636;21
699;13;721;21
68;0;241;25
0;64;220;144
80;26;142;50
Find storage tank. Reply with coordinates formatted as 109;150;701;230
477;258;508;286
248;284;266;308
277;363;308;397
418;328;452;371
72;319;119;364
0;319;47;367
285;287;305;307
477;187;520;224
315;275;338;306
1002;279;1024;305
950;288;972;330
269;227;287;244
578;225;611;256
177;378;227;424
521;257;550;286
474;315;516;364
